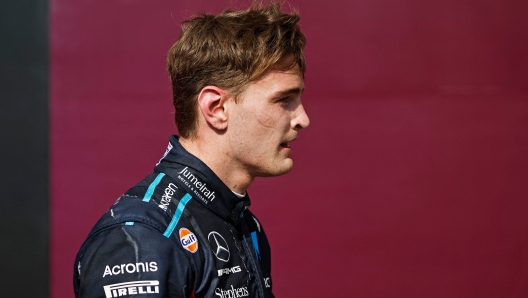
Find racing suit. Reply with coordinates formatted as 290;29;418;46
74;136;274;298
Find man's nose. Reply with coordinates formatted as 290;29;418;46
292;103;310;130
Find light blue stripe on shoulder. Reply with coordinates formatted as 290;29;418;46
163;193;192;238
251;231;261;259
143;173;165;202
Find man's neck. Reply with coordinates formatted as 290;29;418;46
179;136;253;194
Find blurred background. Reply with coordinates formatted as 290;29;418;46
1;0;527;297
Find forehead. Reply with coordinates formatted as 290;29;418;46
248;63;304;95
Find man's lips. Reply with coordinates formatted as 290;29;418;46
280;137;296;149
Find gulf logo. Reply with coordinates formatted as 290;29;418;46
179;228;198;253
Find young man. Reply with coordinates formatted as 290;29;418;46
74;2;309;298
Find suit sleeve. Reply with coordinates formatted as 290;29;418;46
74;222;194;298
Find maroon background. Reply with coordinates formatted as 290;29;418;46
51;0;528;297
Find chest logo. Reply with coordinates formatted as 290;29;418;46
208;231;230;262
179;228;198;253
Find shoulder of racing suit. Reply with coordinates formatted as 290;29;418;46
73;188;212;298
74;136;275;298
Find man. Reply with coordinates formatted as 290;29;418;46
74;2;309;297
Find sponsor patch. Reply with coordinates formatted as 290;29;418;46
177;166;216;203
179;228;198;253
102;262;158;278
218;266;241;276
214;285;249;298
103;280;159;298
208;231;230;262
158;183;177;211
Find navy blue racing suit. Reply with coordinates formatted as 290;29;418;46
74;136;274;298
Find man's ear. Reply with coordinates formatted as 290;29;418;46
197;86;229;131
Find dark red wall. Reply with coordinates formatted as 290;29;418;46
51;0;528;297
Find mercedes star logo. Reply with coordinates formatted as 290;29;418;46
208;231;230;262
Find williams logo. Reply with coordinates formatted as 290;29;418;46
103;280;159;298
179;228;198;253
177;167;215;203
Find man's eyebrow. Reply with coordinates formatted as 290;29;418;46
273;87;305;97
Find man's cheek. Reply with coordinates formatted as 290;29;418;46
254;110;276;129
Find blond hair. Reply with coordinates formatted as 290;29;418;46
167;2;306;138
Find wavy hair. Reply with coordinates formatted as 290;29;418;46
167;1;306;138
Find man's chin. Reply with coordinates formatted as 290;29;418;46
257;160;294;177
